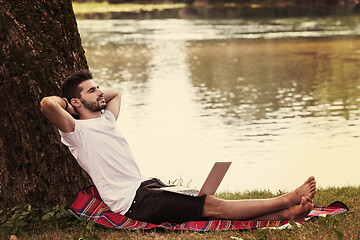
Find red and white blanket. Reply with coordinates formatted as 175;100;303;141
68;186;348;231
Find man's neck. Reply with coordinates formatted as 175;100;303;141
79;111;102;120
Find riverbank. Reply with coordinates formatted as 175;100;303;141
72;1;360;14
72;2;186;14
72;1;360;20
1;186;359;239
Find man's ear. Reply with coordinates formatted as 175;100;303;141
70;98;81;108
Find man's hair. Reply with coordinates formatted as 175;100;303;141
61;69;93;101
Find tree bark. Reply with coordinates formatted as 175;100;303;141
0;0;92;208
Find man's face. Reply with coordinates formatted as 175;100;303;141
77;80;106;112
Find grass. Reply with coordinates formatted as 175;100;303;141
72;2;186;14
1;186;359;239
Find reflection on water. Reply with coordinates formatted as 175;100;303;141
78;16;360;192
188;38;360;121
78;17;360;43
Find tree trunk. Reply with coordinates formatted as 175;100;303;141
0;0;92;208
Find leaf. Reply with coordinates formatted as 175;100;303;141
334;229;343;240
86;220;95;231
42;212;54;221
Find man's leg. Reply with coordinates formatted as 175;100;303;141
250;197;313;221
202;176;316;221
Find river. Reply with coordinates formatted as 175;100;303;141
76;11;360;193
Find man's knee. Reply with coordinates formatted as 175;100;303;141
202;195;225;219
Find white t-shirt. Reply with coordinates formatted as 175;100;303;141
59;110;145;214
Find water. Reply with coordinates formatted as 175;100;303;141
77;14;360;193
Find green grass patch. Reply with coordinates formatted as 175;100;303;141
72;2;186;14
1;186;359;239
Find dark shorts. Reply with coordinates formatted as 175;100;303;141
124;178;207;224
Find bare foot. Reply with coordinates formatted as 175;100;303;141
284;176;316;207
284;196;314;222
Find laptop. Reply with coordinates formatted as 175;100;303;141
161;162;231;197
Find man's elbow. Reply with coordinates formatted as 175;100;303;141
113;89;122;101
115;89;122;98
40;97;55;115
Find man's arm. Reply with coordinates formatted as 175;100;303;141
103;88;122;120
40;96;76;133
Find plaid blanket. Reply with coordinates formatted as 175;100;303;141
68;186;348;231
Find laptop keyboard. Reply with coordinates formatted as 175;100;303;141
178;189;200;196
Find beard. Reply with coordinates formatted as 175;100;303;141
80;97;107;112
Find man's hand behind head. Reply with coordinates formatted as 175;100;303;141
63;97;78;116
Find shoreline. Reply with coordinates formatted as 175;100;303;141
72;2;186;14
72;2;360;14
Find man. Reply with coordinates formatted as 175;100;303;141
41;69;316;224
